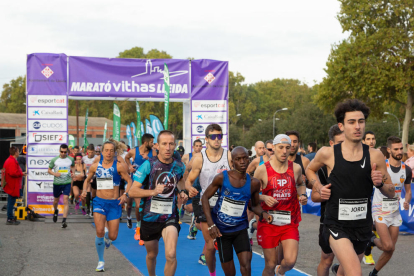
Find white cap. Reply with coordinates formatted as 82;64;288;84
273;134;291;145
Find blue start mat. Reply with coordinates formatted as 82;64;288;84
112;222;309;276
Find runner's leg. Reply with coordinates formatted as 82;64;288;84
373;224;399;272
329;236;362;275
278;239;298;275
262;248;278;276
107;217;120;241
237;250;252;276
62;195;69;219
144;240;159;276
201;221;216;273
162;225;179;276
317;252;334;276
94;213;107;263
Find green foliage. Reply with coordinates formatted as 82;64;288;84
0;76;26;113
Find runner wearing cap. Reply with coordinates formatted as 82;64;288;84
185;124;232;276
202;146;273;276
306;99;395;276
254;134;307;276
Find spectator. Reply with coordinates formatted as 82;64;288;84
379;146;389;159
305;142;317;161
2;146;26;225
405;144;414;173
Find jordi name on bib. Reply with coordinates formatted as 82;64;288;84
338;198;367;220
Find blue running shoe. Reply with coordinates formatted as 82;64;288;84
198;254;206;265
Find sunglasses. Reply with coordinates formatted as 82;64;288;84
207;134;223;140
95;151;100;153
266;148;273;152
60;151;67;153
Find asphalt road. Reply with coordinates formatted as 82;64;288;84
1;205;413;276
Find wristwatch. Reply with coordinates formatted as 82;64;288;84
301;193;308;198
124;192;129;198
375;182;384;189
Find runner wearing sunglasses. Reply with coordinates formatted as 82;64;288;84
185;124;232;276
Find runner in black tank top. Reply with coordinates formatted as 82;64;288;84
286;131;311;188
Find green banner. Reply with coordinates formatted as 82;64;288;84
83;108;89;149
163;63;170;130
103;122;107;144
113;103;121;141
68;135;76;147
136;101;142;145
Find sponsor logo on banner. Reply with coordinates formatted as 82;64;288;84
191;100;227;111
27;144;60;156
27;157;54;168
204;73;215;84
28;169;54;180
41;66;54;78
28;132;68;144
28;120;67;131
28;181;54;192
192;135;228;147
192;112;227;123
28;95;66;107
28;107;67;119
192;123;227;135
28;204;64;215
131;59;188;79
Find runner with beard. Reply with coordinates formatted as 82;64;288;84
368;136;411;276
83;144;96;217
306;99;395;276
185;124;232;276
286;131;310;189
127;130;186;276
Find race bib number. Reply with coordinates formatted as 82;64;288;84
220;197;246;217
57;167;69;174
338;198;367;220
269;210;291;226
74;171;81;176
382;198;399;212
209;193;219;207
97;177;114;190
150;196;173;214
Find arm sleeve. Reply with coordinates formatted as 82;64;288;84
405;166;412;184
133;160;151;183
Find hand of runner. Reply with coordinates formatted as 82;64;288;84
152;184;165;196
404;200;409;210
188;187;199;198
118;193;128;205
55;172;61;177
209;225;222;239
81;191;87;199
299;195;308;205
129;165;136;173
263;195;278;207
180;191;188;201
371;163;383;187
263;212;273;224
320;183;331;200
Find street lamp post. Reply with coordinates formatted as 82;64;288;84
273;108;288;138
384;112;401;137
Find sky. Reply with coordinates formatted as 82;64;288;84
0;0;348;87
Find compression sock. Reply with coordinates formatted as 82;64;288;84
95;236;105;262
62;218;67;223
104;227;109;239
209;271;216;276
127;216;131;220
365;245;372;256
371;268;379;275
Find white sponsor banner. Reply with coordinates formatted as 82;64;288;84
192;112;227;123
28;120;67;131
28;169;54;180
191;100;227;111
192;135;228;147
192;123;227;135
28;181;54;192
27;144;60;156
27;156;54;168
28;132;68;144
27;95;67;107
28;107;67;119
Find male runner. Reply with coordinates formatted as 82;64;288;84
369;136;411;276
124;133;155;229
254;134;307;276
182;139;203;166
83;144;96;216
127;130;186;276
81;141;132;272
286;131;311;188
202;146;272;276
48;144;74;228
363;131;377;148
246;141;266;175
306;99;395;276
186;124;232;276
312;125;345;276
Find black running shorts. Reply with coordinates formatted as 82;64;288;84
90;178;97;190
323;224;370;255
140;218;181;242
216;228;252;263
319;224;333;254
72;180;84;190
192;198;201;220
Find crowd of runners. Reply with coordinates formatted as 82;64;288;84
43;99;413;276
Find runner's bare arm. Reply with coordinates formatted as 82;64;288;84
125;148;135;172
93;156;100;163
370;149;395;198
306;147;332;202
311;172;324;202
246;158;259;175
250;178;272;223
128;180;164;198
294;163;307;205
81;163;98;198
227;151;233;169
302;156;312;188
182;153;189;165
254;164;278;206
201;173;224;239
404;181;411;210
118;163;133;204
185;153;202;197
183;158;194;182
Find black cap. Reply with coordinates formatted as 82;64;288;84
176;145;185;156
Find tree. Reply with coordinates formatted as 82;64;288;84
0;76;26;113
315;1;414;149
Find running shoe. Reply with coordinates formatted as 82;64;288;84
104;236;111;249
248;218;256;239
6;219;20;225
69;195;74;205
139;240;144;246
363;254;375;265
275;265;281;276
198;254;206;265
331;263;339;275
187;233;196;240
61;221;67;228
127;218;132;229
53;210;58;223
81;208;87;216
95;261;105;272
75;200;80;210
134;227;140;241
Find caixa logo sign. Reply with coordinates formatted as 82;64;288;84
29;120;67;131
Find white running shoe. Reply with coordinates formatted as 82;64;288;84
104;237;111;249
96;261;105;272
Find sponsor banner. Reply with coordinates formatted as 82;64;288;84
28;169;54;181
27;156;54;168
28;181;54;192
28;120;67;131
28;107;67;119
399;184;414;234
190;59;228;100
192;112;227;123
68;57;190;99
27;95;67;107
27;53;67;96
28;192;63;205
192;100;227;111
192;123;227;135
28;204;64;216
192;135;228;147
27;144;60;156
28;132;68;144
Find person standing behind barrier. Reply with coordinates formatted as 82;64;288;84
404;143;414;175
2;146;26;225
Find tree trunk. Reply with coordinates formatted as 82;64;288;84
402;91;413;151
